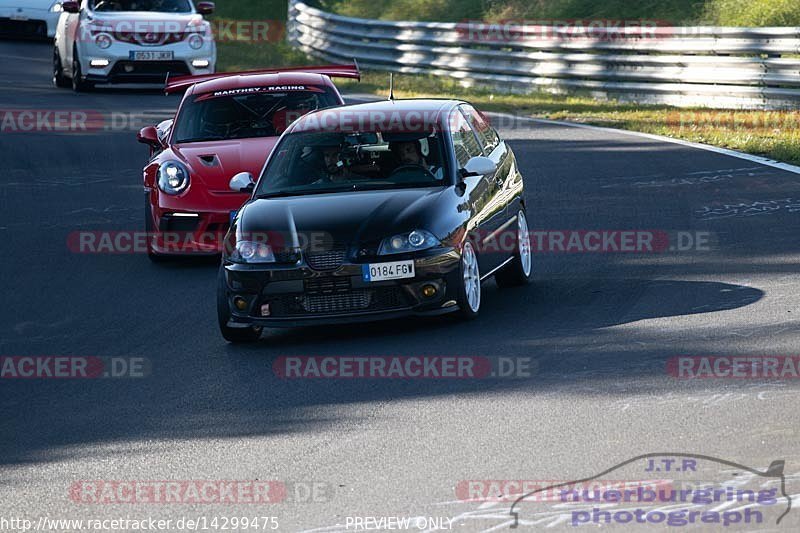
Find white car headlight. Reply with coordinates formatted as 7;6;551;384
230;241;276;263
379;230;440;255
157;161;190;195
50;1;63;12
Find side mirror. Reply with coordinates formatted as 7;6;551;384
196;1;215;15
137;126;160;147
156;119;173;145
62;1;80;13
229;172;255;193
461;156;497;178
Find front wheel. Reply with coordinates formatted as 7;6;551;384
71;49;93;92
495;210;533;288
217;266;263;343
53;48;70;88
456;241;481;319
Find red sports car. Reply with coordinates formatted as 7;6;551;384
137;64;359;261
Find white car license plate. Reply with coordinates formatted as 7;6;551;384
10;14;29;21
130;51;174;61
362;261;415;282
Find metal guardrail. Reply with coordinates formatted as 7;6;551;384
287;0;800;109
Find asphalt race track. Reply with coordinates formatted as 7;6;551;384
1;40;799;531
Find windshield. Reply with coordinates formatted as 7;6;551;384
91;0;193;12
173;88;340;144
255;130;449;197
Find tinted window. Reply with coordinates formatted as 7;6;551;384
450;111;482;167
461;105;500;155
173;88;339;143
256;130;448;197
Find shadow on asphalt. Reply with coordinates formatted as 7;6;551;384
1;57;797;466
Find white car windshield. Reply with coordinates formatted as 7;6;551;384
91;0;192;13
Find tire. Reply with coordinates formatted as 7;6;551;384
456;241;481;319
53;48;70;88
495;210;533;288
217;266;263;343
71;48;93;92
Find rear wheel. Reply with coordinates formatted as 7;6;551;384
71;48;93;92
53;48;70;88
495;210;533;288
217;266;263;343
456;241;481;319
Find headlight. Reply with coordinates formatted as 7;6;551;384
188;34;204;49
50;1;63;12
230;241;276;263
95;33;112;49
379;230;440;255
157;161;190;195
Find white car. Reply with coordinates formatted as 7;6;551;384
54;0;216;91
0;0;63;39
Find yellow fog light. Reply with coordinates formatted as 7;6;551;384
233;297;248;311
422;284;437;298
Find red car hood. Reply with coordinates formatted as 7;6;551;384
172;138;279;190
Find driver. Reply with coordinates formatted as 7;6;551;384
318;145;366;183
390;141;443;180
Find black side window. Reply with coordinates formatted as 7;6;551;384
450;110;482;168
461;105;500;156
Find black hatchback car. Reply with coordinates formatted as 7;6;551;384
217;99;532;342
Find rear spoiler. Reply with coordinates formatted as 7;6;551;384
164;61;361;95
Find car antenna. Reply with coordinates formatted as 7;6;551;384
388;73;394;101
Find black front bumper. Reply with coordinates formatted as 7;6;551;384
222;249;462;328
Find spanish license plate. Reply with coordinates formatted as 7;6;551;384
129;51;174;61
10;14;28;21
362;260;415;282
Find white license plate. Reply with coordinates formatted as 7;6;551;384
10;14;29;21
362;260;415;282
130;51;174;61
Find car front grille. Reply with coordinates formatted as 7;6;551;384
305;249;346;271
301;292;372;314
267;286;409;317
